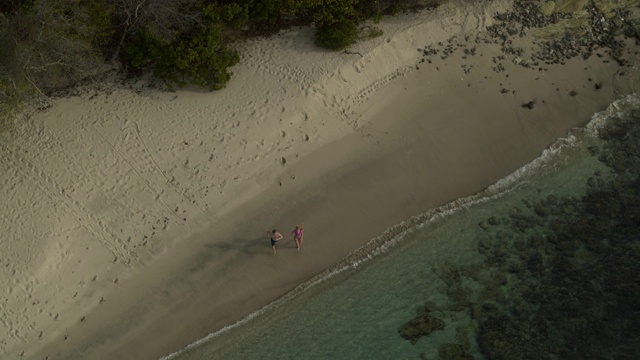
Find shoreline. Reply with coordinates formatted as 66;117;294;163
167;92;640;360
166;93;640;359
2;0;638;359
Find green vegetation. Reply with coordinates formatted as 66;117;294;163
315;16;359;49
0;0;111;117
0;0;434;118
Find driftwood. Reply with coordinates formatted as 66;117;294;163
343;50;363;57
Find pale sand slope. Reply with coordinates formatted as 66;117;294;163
1;0;637;358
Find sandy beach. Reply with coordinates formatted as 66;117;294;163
2;0;638;359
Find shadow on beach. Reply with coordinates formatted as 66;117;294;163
191;234;296;272
204;236;268;255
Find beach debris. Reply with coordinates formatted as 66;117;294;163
569;90;578;96
481;1;632;72
280;156;286;165
343;49;363;57
521;100;536;109
464;46;477;56
594;82;602;90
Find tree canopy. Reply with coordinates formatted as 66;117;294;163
0;0;428;117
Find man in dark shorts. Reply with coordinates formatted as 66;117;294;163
268;229;283;256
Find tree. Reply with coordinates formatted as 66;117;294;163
153;23;240;90
247;0;281;24
0;0;109;116
0;0;35;14
107;0;202;62
123;3;240;90
282;0;358;26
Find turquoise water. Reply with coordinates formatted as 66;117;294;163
166;95;640;360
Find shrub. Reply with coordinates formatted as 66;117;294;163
248;0;282;24
123;5;241;90
153;25;240;90
203;3;250;29
315;16;358;50
122;30;162;69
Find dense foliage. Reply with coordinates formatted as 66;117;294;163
0;0;430;117
315;16;359;49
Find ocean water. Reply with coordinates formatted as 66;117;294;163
165;94;640;360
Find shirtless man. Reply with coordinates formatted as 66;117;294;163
268;229;283;255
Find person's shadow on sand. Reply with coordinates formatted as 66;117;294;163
204;235;270;255
188;236;266;273
194;235;293;272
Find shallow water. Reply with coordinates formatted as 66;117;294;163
165;94;640;360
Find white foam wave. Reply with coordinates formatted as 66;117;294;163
160;110;591;359
160;94;640;360
160;95;640;360
585;93;640;135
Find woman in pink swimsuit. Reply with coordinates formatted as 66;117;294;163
291;225;304;250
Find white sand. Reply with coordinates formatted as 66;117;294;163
1;0;637;359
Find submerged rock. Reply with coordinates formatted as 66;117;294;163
438;343;474;360
396;3;640;359
398;315;446;344
416;301;439;316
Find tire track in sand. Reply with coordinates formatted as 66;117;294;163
0;143;135;266
91;121;206;223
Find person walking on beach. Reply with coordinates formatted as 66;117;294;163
291;225;304;250
268;229;283;256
